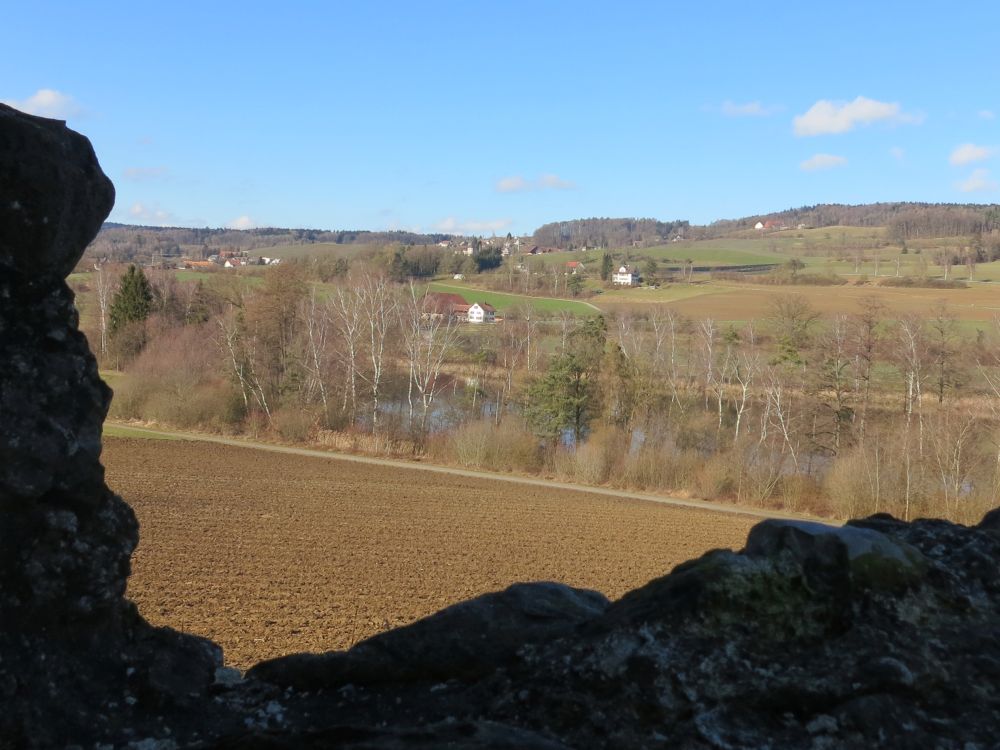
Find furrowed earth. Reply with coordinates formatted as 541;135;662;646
104;437;757;670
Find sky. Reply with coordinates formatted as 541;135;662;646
4;1;1000;235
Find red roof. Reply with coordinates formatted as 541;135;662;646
423;292;467;314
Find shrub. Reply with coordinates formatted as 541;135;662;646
271;407;315;442
879;276;967;289
445;418;543;473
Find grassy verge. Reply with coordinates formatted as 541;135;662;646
103;424;185;441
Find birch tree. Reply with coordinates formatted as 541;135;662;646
400;284;461;435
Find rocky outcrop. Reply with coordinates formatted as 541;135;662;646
3;103;999;749
223;515;1000;749
0;103;223;749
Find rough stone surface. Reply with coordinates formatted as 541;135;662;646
0;103;114;281
247;582;609;690
4;104;1000;750
0;106;222;749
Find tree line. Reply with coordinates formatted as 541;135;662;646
80;262;1000;525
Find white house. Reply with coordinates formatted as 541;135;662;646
754;221;765;230
466;302;496;323
612;265;640;286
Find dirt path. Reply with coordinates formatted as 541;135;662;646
104;422;815;523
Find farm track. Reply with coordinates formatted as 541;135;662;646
103;430;806;670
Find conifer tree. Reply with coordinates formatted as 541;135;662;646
109;264;153;334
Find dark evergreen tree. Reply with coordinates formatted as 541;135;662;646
109;264;153;334
600;252;613;281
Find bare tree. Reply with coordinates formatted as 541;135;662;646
896;313;929;518
400;284;461;435
217;310;272;426
849;297;885;444
94;262;115;359
301;284;331;413
329;282;365;423
356;275;398;434
731;350;759;445
762;366;801;474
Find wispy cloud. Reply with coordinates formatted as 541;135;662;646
721;100;782;117
889;146;905;162
949;143;995;166
956;168;997;193
127;202;175;225
434;216;513;234
800;153;847;171
980;110;995;120
793;96;921;136
1;88;82;119
496;176;528;193
227;215;259;230
495;173;575;193
122;166;170;182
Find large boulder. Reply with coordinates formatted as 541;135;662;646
0;104;223;749
249;582;609;690
0;103;114;281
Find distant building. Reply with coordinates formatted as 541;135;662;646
754;221;765;231
612;265;640;286
422;292;467;319
182;259;216;270
565;261;585;274
466;302;496;323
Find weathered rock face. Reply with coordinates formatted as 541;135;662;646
223;514;1000;749
3;103;1000;749
0;103;114;281
0;105;223;749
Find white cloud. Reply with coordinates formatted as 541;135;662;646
721;100;781;117
956;168;998;193
800;153;847;172
949;143;995;166
538;173;575;189
127;202;175;225
122;166;169;182
793;96;920;136
980;110;995;120
1;88;82;119
496;176;529;193
495;174;575;193
434;216;513;234
227;215;258;230
889;146;905;162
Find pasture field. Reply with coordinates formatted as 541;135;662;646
427;282;599;316
598;279;1000;325
105;437;757;669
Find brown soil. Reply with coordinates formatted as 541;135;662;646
104;437;756;670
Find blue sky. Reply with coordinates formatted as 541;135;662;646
4;1;1000;235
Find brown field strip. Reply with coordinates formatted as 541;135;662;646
105;437;757;669
600;282;1000;322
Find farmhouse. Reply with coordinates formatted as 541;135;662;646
612;265;640;286
422;292;467;318
565;261;585;274
466;302;496;323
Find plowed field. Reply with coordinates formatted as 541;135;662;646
104;437;757;669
